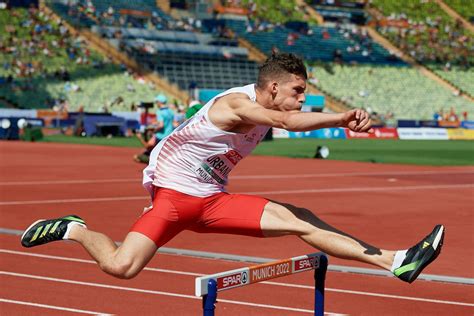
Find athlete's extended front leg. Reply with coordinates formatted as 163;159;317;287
260;201;395;270
259;201;445;283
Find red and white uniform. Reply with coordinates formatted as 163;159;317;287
133;84;270;247
143;84;270;197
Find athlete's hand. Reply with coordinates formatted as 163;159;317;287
341;109;374;133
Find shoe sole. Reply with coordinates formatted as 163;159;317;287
20;219;46;246
407;225;445;283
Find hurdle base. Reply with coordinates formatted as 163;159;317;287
202;279;217;316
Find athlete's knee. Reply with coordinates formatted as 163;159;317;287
100;232;157;279
101;258;140;279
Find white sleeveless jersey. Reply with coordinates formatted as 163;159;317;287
143;84;270;197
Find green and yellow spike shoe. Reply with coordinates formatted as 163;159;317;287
393;225;445;283
21;215;86;248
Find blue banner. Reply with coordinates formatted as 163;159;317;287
288;128;346;139
397;120;439;128
461;121;474;130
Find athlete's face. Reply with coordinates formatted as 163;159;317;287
272;74;306;111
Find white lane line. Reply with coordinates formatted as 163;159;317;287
0;249;201;277
239;184;474;195
232;170;474;180
214;297;346;315
1;184;472;206
262;282;474;307
1;249;472;307
0;179;137;186
0;271;340;315
0;298;112;315
1;170;473;186
0;196;147;206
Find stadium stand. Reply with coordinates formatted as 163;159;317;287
432;66;474;97
46;0;261;92
0;6;170;111
47;1;95;28
307;0;368;25
436;0;474;23
2;0;472;127
311;63;473;122
224;19;405;65
131;50;257;90
369;0;474;96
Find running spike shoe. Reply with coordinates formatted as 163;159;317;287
21;215;86;248
394;225;445;283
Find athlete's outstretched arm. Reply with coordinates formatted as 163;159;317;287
226;96;373;133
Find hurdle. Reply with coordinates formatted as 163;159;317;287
195;252;328;316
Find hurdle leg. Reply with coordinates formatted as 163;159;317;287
202;279;217;316
314;254;328;316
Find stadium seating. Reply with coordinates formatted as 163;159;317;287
0;7;162;110
224;19;405;65
0;64;158;111
370;2;473;67
124;40;257;90
48;0;172;28
47;1;95;28
310;63;473;120
432;66;474;97
5;1;472;123
49;68;158;112
442;0;474;21
90;0;171;23
67;2;260;91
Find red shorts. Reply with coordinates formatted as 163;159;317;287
130;187;269;247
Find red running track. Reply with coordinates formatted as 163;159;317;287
0;141;473;315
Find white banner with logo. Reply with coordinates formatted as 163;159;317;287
397;128;449;140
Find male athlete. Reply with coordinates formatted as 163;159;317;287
21;53;444;283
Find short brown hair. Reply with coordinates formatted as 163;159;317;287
257;53;307;89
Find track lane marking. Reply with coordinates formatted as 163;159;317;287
262;281;474;307
1;170;473;186
1;184;472;206
233;170;474;180
1;249;472;307
1;240;471;285
1;184;473;205
0;298;112;315
0;271;344;315
0;196;147;205
240;183;473;195
0;179;137;186
0;249;201;277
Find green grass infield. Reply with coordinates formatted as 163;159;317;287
39;135;474;166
